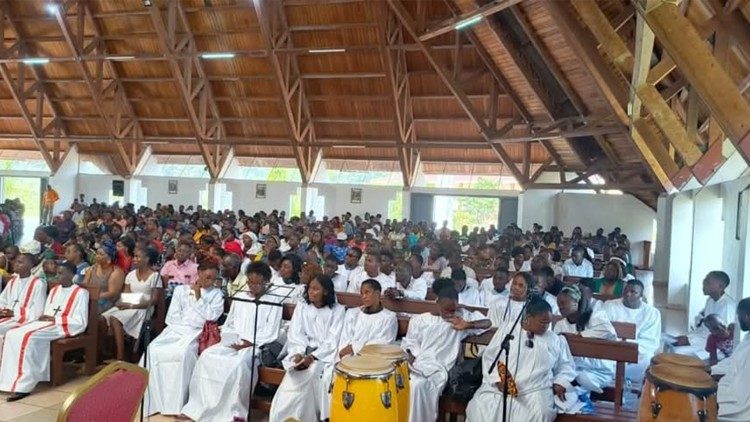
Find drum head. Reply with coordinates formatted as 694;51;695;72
647;364;717;397
336;356;394;377
359;344;407;360
652;353;708;370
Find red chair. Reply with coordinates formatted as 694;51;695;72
57;361;148;422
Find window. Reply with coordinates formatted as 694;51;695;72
315;160;402;186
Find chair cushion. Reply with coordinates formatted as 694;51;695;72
65;369;147;422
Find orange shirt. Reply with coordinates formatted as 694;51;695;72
43;189;59;206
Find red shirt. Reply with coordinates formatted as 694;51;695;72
706;326;735;358
223;240;243;257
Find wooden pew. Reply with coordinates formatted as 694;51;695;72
50;284;100;386
253;293;638;421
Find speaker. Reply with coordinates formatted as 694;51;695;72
112;180;125;197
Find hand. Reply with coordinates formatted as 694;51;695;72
230;340;252;351
406;351;415;365
494;382;506;393
296;355;314;370
672;336;689;346
0;309;12;318
383;288;398;299
192;284;202;300
290;354;303;364
116;301;130;310
39;315;55;322
450;316;470;331
339;344;354;358
552;383;566;400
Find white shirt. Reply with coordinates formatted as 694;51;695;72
396;275;428;300
509;260;531;272
440;265;477;281
562;258;594;278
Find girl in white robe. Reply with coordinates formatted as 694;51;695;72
554;285;616;392
269;274;346;422
0;254;47;349
320;278;398;420
0;262;87;400
466;296;576;422
142;263;224;416
401;286;491;422
181;261;283;422
488;272;533;327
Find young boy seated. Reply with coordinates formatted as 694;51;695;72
704;314;735;366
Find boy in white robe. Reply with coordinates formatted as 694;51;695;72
480;268;509;309
0;254;47;351
0;261;87;401
346;253;396;293
320;279;398;419
466;296;576;422
714;297;750;421
669;271;737;358
181;261;283;421
401;286;490;422
602;279;661;384
142;263;224;416
269;274;346;422
385;261;428;301
554;285;616;392
488;272;532;327
451;269;484;307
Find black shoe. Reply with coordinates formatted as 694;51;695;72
6;392;30;402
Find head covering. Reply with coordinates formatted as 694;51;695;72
336;232;348;241
241;231;258;242
20;240;41;255
560;285;582;303
278;239;291;253
100;239;117;262
211;224;222;235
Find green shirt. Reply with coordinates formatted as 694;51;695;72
593;278;624;297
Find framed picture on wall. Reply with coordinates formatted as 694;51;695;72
256;183;267;199
168;179;178;195
350;188;362;204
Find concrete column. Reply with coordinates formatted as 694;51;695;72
688;186;725;322
207;182;227;212
667;193;693;318
402;188;411;221
48;145;80;214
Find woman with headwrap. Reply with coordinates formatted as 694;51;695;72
82;239;125;313
554;285;617;392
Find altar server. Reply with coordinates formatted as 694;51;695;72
0;254;46;349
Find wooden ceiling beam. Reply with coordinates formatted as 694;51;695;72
639;0;750;163
419;0;523;42
149;0;232;182
252;0;321;185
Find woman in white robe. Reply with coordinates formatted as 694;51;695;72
142;262;224;416
401;286;491;422
554;285;616;392
181;261;283;422
0;262;88;400
466;296;576;422
269;274;346;422
488;272;533;327
320;278;398;420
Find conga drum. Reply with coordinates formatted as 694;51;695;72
652;353;710;372
331;356;399;422
638;363;717;421
359;344;410;422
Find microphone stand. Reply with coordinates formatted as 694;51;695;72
229;284;297;421
487;296;530;422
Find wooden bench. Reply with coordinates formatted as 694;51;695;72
50;284;100;386
252;293;638;421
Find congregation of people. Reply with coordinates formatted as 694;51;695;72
0;196;749;422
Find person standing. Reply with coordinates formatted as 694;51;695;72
41;185;59;225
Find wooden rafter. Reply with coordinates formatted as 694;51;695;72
149;0;232;182
387;0;527;186
379;4;420;187
252;0;321;185
419;0;523;41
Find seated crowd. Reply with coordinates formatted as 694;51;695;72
0;200;747;421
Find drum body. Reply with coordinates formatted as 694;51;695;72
638;363;717;421
331;356;399;422
359;344;410;422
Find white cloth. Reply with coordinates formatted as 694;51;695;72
142;285;224;416
479;277;508;309
673;293;737;357
396;275;428;300
346;269;396;293
102;270;161;338
602;298;661;384
562;259;594;278
269;302;346;422
332;265;354;292
488;296;526;328
466;324;576;422
181;290;284;421
509;260;531;272
458;284;485;308
716;334;750;421
553;311;617;392
440;265;477;281
401;309;488;422
0;284;88;393
0;275;47;350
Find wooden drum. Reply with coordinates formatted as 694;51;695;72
359;344;410;422
651;353;710;372
638;363;717;421
331;356;400;422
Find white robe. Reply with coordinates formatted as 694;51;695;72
542;291;560;316
181;290;283;421
269;302;346;422
396;276;428;300
553;311;617;392
0;275;47;351
346;269;396;293
479;278;508;309
142;285;224;416
0;284;88;393
488;296;526;328
602;298;661;384
400;310;488;422
320;306;398;419
715;333;750;421
466;324;576;422
673;293;737;358
458;284;485;308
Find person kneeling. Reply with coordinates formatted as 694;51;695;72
0;262;88;401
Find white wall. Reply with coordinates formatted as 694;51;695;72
224;179;299;215
689;187;725;322
48;146;80;213
139;176;208;209
317;184;401;218
518;190;559;231
553;193;656;243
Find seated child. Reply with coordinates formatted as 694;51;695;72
704;313;735;366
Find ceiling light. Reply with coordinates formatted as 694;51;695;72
22;58;50;65
200;52;235;60
142;0;153;6
454;15;482;30
109;55;136;61
45;4;58;14
308;48;346;54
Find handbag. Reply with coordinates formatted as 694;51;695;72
444;358;483;404
198;321;221;355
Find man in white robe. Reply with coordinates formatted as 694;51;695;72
713;297;750;421
449;269;484;308
142;265;224;416
602;279;661;384
0;254;47;353
401;287;490;422
181;262;283;421
346;253;395;293
669;271;737;359
562;246;594;278
0;261;87;400
480;268;509;309
324;255;349;293
385;261;428;301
